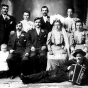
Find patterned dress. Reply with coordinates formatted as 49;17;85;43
46;30;68;70
71;30;86;50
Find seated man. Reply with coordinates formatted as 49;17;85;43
7;22;27;78
20;49;88;85
21;17;48;76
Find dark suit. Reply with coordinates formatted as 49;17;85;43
7;31;27;77
40;16;51;32
20;59;88;84
20;59;75;84
22;29;48;75
0;15;16;45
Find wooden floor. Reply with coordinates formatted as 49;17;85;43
0;77;88;88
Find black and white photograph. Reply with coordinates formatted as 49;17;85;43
0;0;88;88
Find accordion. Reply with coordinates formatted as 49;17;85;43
69;64;86;85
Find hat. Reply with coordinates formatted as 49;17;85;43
73;49;86;57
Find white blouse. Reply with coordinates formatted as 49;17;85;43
21;20;34;32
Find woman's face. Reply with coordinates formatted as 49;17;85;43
23;12;30;20
54;22;61;31
76;22;83;31
67;9;73;17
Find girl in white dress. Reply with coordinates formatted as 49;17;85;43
0;44;9;71
0;44;9;78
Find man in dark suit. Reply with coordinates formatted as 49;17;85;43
21;17;48;76
0;4;16;45
20;49;88;84
40;6;51;32
7;22;26;78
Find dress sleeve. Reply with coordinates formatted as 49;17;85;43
47;32;52;51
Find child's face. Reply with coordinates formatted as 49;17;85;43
1;47;7;52
76;53;83;64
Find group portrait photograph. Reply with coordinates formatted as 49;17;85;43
0;0;88;88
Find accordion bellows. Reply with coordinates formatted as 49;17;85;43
69;64;86;85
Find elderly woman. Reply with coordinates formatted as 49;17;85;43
46;19;69;70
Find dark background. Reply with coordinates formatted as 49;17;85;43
0;0;88;24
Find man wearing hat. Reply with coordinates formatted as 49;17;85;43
68;49;88;85
72;49;86;64
20;49;88;85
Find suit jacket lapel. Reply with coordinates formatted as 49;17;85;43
10;33;17;48
41;16;50;23
13;32;17;42
46;16;50;23
41;17;45;23
33;29;38;38
0;15;5;21
39;29;42;36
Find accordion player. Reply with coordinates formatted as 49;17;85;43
69;64;86;85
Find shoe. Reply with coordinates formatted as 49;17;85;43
20;73;28;84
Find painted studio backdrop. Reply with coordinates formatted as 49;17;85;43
0;0;87;23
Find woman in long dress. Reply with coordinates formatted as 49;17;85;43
46;19;69;70
70;20;87;51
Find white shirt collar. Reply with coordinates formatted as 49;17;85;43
17;31;22;38
36;28;40;35
2;14;7;20
43;16;48;22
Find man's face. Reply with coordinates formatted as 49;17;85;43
41;8;48;16
76;53;83;64
67;9;73;17
34;19;41;28
23;12;30;20
76;22;83;31
1;6;8;15
16;23;22;31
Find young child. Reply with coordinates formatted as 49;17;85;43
0;44;9;78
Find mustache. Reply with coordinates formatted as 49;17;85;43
17;28;21;30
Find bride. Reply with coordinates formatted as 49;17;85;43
47;19;69;70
